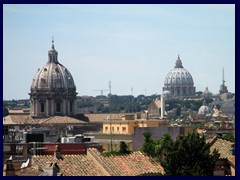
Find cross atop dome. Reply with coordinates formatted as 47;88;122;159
52;36;55;50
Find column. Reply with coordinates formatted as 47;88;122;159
51;99;54;115
67;100;70;115
73;100;76;115
36;100;38;116
63;99;66;115
46;99;49;116
31;99;34;116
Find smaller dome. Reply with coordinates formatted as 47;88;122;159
202;86;212;98
198;101;212;115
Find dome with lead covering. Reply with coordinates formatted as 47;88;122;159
164;56;194;86
162;55;196;99
31;42;76;90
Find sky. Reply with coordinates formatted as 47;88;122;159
3;4;235;100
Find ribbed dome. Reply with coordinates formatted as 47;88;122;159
29;40;77;117
162;55;196;99
164;56;194;86
31;42;76;91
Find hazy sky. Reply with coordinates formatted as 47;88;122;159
3;4;235;100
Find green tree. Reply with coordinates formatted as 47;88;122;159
161;133;220;176
140;132;156;157
119;141;131;154
223;133;235;141
154;134;174;161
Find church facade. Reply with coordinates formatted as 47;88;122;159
29;41;77;117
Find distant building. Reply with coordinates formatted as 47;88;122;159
163;55;196;99
29;40;77;117
98;114;169;151
202;86;212;99
132;126;194;151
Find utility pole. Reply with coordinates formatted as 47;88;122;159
109;81;112;151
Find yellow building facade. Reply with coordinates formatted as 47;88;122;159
100;114;170;152
103;119;170;135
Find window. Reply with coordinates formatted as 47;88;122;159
56;102;61;112
117;127;119;131
40;103;45;113
105;127;108;131
112;127;114;132
122;127;126;131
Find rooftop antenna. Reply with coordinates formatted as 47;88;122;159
131;87;133;96
108;81;112;151
108;81;112;95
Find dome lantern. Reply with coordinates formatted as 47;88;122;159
174;54;183;68
48;38;58;63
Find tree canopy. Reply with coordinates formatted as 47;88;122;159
141;132;220;176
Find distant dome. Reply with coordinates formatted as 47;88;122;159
31;43;76;90
202;87;212;98
198;101;211;115
162;55;196;99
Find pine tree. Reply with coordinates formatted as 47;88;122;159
161;133;220;176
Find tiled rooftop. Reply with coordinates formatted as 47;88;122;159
16;148;164;176
85;148;164;176
3;115;85;125
209;136;235;166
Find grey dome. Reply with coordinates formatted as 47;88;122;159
198;101;211;115
164;56;194;86
31;44;76;91
162;55;196;99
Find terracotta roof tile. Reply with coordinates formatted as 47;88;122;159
3;115;85;125
17;148;164;176
210;138;235;166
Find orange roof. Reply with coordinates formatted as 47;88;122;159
210;137;235;166
16;148;164;176
3;115;85;125
84;114;122;122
